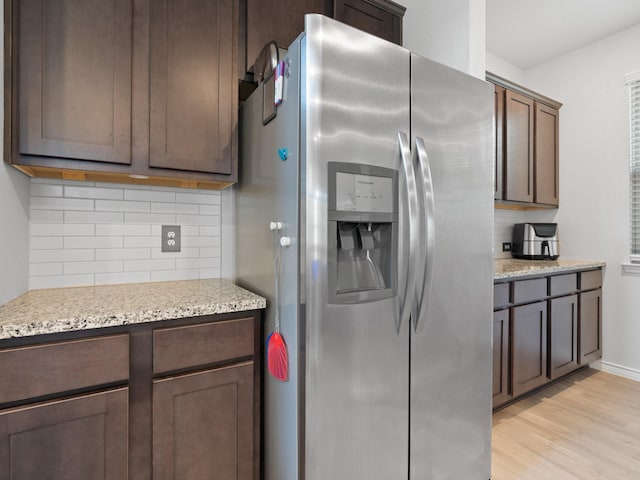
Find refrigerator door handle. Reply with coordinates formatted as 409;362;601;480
414;136;435;334
398;131;419;334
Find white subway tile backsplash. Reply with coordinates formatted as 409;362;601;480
96;200;150;213
125;189;175;202
123;236;158;248
30;223;95;237
30;209;64;223
65;186;124;200
30;262;63;276
31;197;94;211
124;259;175;272
95;224;151;236
29;179;223;289
64;236;124;249
199;268;221;279
199;204;219;215
95;248;151;261
150;247;200;259
175;191;220;205
151;202;199;215
151;269;200;282
30;249;94;263
64;261;123;275
29;274;95;290
124;212;176;224
65;211;125;224
30;183;63;197
176;214;218;226
30;237;64;250
181;236;220;248
95;271;151;286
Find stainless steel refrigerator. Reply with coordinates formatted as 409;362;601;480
236;14;493;480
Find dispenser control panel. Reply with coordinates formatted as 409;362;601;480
335;172;393;213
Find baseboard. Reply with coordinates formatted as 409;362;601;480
590;360;640;382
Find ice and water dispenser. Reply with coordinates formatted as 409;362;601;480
327;162;398;304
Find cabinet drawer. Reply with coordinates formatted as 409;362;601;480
494;283;510;309
549;273;577;297
580;270;602;291
513;278;547;304
0;334;129;405
154;317;254;374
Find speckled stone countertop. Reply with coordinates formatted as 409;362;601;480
0;279;266;340
494;258;606;281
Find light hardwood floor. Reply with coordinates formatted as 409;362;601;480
492;368;640;479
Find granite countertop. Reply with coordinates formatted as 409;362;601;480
494;258;606;280
0;279;266;340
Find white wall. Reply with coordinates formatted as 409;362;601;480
486;52;525;84
403;0;486;77
0;2;29;305
523;24;640;376
0;166;29;304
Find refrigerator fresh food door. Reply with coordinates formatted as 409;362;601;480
302;15;411;480
409;54;494;480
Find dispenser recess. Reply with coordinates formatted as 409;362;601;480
327;162;398;304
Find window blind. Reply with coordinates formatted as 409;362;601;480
627;70;640;256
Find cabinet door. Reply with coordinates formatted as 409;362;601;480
333;0;404;45
17;0;132;164
149;0;237;175
153;362;254;480
579;288;602;364
493;309;510;408
245;0;328;71
549;295;579;379
512;301;547;397
494;85;505;200
535;103;559;206
504;90;534;203
0;388;128;480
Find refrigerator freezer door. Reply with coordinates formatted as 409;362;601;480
409;55;494;480
302;15;411;480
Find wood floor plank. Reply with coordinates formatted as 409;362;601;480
492;368;640;479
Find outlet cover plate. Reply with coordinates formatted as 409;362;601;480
161;225;181;252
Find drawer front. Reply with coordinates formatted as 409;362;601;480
513;278;547;304
154;317;255;374
580;269;602;291
549;273;577;297
494;282;510;309
0;334;129;405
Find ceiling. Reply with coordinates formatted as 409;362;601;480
486;0;640;69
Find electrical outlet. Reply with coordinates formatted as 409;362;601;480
161;225;181;252
502;242;512;252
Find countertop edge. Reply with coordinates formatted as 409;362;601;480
494;259;607;281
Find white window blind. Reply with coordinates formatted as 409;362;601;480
627;70;640;257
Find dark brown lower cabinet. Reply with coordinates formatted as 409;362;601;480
492;309;510;407
512;300;548;397
549;294;579;379
153;363;254;480
579;288;602;364
0;388;128;480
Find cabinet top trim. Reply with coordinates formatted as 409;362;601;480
360;0;407;17
486;71;563;109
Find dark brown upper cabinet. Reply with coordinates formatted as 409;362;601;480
16;0;132;166
149;0;237;176
489;72;562;209
244;0;405;74
5;0;238;189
